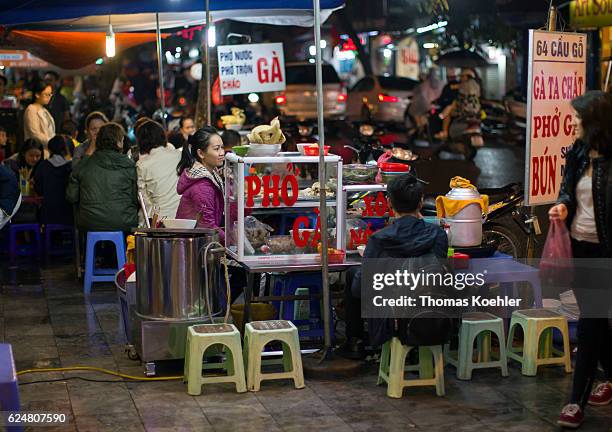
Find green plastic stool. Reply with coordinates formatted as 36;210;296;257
445;312;509;380
506;309;572;376
377;337;445;398
184;324;247;395
243;320;305;392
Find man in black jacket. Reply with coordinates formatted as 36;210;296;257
0;164;20;230
341;174;448;359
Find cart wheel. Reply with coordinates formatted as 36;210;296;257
125;345;139;361
144;362;156;377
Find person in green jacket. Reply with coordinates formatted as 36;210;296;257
67;122;138;233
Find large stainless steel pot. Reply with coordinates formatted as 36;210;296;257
444;187;486;247
135;228;222;320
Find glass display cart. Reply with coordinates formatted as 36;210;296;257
224;152;343;265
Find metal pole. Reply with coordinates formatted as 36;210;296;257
155;13;167;130
313;0;331;357
605;60;612;91
205;0;211;125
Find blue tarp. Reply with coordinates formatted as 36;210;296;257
0;1;344;26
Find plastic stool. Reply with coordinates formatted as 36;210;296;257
507;309;572;376
445;312;509;380
184;324;246;395
83;231;126;295
243;320;305;391
44;224;74;257
8;223;41;263
272;273;333;339
378;337;445;398
0;344;23;432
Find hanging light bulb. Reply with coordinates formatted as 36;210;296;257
106;16;116;58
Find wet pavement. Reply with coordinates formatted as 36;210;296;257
2;260;611;432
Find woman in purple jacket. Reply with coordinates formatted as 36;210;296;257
175;126;226;240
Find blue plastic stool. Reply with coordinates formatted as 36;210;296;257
44;224;75;257
272;273;333;340
0;344;23;432
84;231;126;295
8;223;42;263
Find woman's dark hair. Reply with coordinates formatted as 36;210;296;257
32;81;52;101
387;174;424;214
137;120;166;154
96;122;125;152
134;116;152;135
571;90;612;158
18;138;44;166
176;126;219;175
47;135;70;157
168;132;186;149
222;130;241;150
85;111;109;130
179;116;193;129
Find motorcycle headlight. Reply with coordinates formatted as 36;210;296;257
359;124;374;137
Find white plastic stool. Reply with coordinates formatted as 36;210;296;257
243;320;305;391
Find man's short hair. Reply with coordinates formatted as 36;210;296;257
222;130;241;150
85;111;109;130
0;126;6;133
47;135;70;157
387;174;424;214
45;70;60;81
96;122;125;152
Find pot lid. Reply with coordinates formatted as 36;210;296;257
446;187;481;200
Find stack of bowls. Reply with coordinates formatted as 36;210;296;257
378;162;410;183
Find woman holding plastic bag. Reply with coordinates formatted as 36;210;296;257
550;91;612;429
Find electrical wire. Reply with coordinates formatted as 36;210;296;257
17;366;183;381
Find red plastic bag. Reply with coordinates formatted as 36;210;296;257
539;218;573;283
375;151;394;183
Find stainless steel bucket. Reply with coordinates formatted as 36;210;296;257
135;228;221;320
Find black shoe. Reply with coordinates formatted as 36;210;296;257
338;338;366;360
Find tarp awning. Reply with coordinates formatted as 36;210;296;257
6;30;164;69
0;1;345;28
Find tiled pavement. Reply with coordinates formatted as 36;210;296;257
1;261;611;432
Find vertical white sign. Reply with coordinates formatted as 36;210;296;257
525;30;587;206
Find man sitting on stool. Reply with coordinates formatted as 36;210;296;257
340;174;448;360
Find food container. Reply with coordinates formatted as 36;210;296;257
304;145;330;156
297;143;317;155
248;143;282;157
450;252;470;269
343;164;377;184
317;248;346;264
378;162;410;173
232;145;250;157
443;186;485;247
267;235;296;254
225;124;242;131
